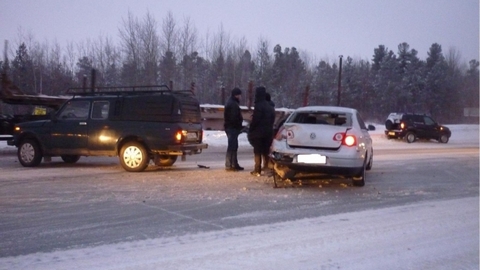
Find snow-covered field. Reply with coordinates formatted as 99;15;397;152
0;124;478;270
202;124;479;149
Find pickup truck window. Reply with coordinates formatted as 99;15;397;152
58;100;90;120
91;101;109;120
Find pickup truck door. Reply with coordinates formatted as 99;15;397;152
422;116;438;139
49;100;89;154
86;101;117;154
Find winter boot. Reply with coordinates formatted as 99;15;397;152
232;151;244;170
250;153;262;176
225;151;235;171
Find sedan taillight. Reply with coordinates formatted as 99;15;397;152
343;135;356;146
333;132;357;147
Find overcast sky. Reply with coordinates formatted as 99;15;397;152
1;0;478;63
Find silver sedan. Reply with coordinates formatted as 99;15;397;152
270;106;374;187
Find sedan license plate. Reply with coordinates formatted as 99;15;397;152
297;154;326;164
388;131;395;136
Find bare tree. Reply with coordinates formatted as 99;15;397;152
158;11;179;86
161;11;178;55
119;11;141;84
178;16;198;57
140;11;160;84
210;24;230;62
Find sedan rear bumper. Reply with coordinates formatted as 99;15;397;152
271;152;365;177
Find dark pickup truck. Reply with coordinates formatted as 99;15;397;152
10;86;208;172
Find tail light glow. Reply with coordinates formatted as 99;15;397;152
333;132;357;147
175;130;184;142
343;135;356;146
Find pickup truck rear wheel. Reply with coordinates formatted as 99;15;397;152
154;155;178;167
120;142;149;172
405;132;416;143
18;139;43;167
61;155;80;164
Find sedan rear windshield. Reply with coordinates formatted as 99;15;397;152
287;111;352;127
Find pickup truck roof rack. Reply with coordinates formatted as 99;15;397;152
66;85;196;98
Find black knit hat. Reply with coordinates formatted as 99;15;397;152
231;87;242;96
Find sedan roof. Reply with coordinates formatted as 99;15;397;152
294;106;358;114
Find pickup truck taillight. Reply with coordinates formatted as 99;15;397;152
175;130;184;143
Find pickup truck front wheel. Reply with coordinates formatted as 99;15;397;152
61;155;81;164
18;139;43;167
438;134;449;143
120;142;149;172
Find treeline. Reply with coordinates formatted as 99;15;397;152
1;11;478;123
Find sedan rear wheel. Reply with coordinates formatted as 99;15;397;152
119;142;149;172
352;157;366;187
366;151;373;171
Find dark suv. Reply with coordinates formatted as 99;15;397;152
384;113;451;143
9;86;208;172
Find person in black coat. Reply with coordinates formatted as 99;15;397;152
266;92;275;108
223;87;244;171
248;86;276;176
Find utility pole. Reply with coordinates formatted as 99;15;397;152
337;55;343;106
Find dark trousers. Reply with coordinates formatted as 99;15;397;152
225;128;240;168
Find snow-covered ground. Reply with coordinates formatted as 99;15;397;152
0;124;478;270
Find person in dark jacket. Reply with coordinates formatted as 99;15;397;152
224;87;244;171
247;86;276;176
266;92;275;107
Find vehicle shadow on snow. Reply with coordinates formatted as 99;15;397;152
272;173;357;189
385;137;446;144
27;159;119;169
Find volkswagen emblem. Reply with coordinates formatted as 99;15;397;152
310;133;316;139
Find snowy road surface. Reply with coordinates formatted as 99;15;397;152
0;124;478;269
1;197;478;270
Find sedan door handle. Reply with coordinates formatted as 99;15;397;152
79;122;87;126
